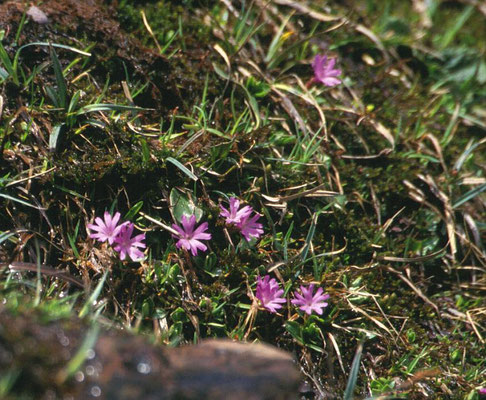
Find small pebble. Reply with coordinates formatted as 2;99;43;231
27;6;49;24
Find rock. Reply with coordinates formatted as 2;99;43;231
0;306;300;399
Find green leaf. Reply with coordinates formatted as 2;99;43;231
169;188;203;222
142;298;154;318
285;320;304;345
212;62;229;80
67;220;81;259
0;41;17;84
45;86;60;108
0;66;8;81
124;201;144;221
49;123;65;151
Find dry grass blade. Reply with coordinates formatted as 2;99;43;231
366;119;395;149
345;298;393;336
140;212;180;236
262;183;339;204
272;0;341;22
7;261;83;287
466;310;485;343
385;265;439;314
141;10;162;53
5;167;56;187
394;368;441;392
419;174;457;258
354;24;390;62
375;242;448;263
271;86;308;134
328;332;346;375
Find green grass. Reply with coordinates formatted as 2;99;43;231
0;0;485;398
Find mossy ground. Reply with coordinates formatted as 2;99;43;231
1;0;485;398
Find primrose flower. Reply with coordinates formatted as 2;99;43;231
172;214;212;256
237;213;264;241
220;197;253;225
291;284;330;315
88;211;126;245
112;222;146;261
312;54;342;87
255;275;286;313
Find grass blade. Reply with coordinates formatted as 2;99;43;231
0;41;17;84
0;231;17;245
79;268;109;318
453;183;486;209
124;200;144;221
438;5;474;49
49;45;68;109
77;103;148;114
343;341;364;400
16;42;91;57
0;193;45;210
166;157;198;181
57;324;100;383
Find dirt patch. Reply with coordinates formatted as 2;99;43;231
0;0;183;113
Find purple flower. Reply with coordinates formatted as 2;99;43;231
220;197;264;242
291;284;330;315
312;54;342;87
479;388;486;396
255;275;286;313
237;213;263;241
87;211;126;245
112;222;146;261
220;197;253;225
172;214;212;256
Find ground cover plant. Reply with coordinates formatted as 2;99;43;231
0;0;485;398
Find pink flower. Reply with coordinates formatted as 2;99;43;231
255;275;286;313
87;211;126;245
220;197;252;225
220;197;264;242
479;388;486;396
237;213;263;241
312;54;342;87
172;214;212;256
291;284;330;315
113;222;146;261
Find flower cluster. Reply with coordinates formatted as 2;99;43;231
311;53;342;87
255;275;330;316
89;197;263;260
220;197;263;241
88;211;146;261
